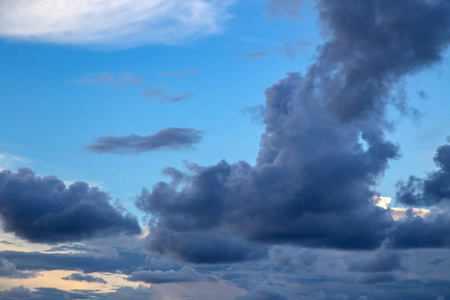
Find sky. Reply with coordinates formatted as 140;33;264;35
1;0;450;299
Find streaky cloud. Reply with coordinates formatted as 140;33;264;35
86;128;203;154
0;0;234;48
128;266;204;284
62;273;107;284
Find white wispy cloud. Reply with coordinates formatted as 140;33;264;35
0;0;234;48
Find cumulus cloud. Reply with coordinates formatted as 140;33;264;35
0;0;234;48
86;128;203;154
0;168;141;243
136;0;450;264
0;286;32;299
397;141;450;207
62;273;107;284
128;265;204;284
0;258;36;279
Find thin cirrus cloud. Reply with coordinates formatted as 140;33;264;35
143;89;192;103
0;0;234;48
85;128;203;154
71;73;146;87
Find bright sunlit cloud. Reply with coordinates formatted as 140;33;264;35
0;0;234;48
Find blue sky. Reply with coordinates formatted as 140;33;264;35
1;1;450;299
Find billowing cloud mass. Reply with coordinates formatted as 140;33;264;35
0;258;36;279
62;273;106;284
0;168;141;243
136;0;450;263
128;266;204;284
86;128;203;154
0;0;233;48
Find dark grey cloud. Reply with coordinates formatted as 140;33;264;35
86;128;202;154
158;68;198;78
347;252;403;273
128;266;204;284
0;168;140;244
389;212;450;249
0;286;32;299
62;273;107;284
143;89;192;103
136;0;450;264
397;142;450;207
0;258;36;279
358;273;396;285
0;248;148;274
236;281;288;300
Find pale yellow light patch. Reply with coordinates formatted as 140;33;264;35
373;196;392;209
372;195;432;220
0;270;143;294
0;231;49;252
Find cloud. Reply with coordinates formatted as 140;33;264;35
136;0;450;264
62;273;107;284
1;248;149;274
159;68;199;78
0;168;141;243
389;212;450;249
71;73;145;86
397;141;450;207
236;281;288;300
128;266;204;284
85;128;203;154
0;286;32;299
0;0;234;48
143;89;192;103
0;258;36;278
267;0;305;18
347;252;403;273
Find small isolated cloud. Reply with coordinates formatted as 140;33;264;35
71;73;145;87
128;266;204;284
241;38;311;60
158;68;199;78
267;0;305;18
242;105;265;123
0;168;141;244
242;51;267;59
62;273;107;284
143;89;192;103
0;0;234;48
86;128;203;155
0;258;37;278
